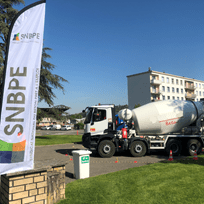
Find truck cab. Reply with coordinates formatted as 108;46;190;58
84;104;116;135
82;104;117;152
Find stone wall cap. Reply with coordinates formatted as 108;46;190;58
4;160;67;177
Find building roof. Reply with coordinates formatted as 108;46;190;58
127;69;204;83
127;70;150;78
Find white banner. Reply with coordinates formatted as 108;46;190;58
0;1;46;175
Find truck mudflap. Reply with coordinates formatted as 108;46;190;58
82;133;98;150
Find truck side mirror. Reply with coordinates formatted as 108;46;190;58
91;122;94;125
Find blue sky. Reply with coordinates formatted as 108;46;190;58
14;0;204;114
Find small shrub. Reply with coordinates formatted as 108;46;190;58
74;123;84;130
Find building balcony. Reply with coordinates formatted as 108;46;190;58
185;93;196;99
150;89;162;94
185;85;195;90
150;79;162;85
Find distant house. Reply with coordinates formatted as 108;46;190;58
37;105;71;126
38;118;53;126
38;117;71;126
71;118;85;124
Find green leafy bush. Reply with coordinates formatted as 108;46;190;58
74;123;84;130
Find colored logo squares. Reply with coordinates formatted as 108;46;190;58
13;33;20;41
0;140;26;163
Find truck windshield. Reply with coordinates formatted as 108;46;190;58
93;109;106;122
84;108;93;124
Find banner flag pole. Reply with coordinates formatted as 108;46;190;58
0;0;46;175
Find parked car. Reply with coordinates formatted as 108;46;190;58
41;125;52;130
60;125;71;131
50;124;61;130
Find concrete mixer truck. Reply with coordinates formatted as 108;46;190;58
82;100;204;158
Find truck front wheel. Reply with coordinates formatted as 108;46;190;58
130;141;147;157
187;139;202;156
98;140;115;158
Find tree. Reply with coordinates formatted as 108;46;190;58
134;104;141;109
39;47;68;106
0;0;68;106
115;104;128;114
37;105;70;122
0;0;25;90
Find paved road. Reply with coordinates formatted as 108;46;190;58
34;142;189;185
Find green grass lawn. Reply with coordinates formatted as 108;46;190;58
35;135;82;146
58;154;204;204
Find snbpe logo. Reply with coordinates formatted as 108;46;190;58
13;33;40;41
13;33;20;41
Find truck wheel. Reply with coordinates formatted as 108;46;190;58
130;141;146;157
166;139;182;156
187;139;202;156
98;140;115;158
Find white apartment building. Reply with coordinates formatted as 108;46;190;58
127;68;204;109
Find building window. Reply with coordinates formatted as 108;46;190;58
180;80;183;85
172;78;174;84
162;86;165;92
203;84;204;89
196;83;197;88
162;76;164;82
167;87;170;92
196;91;198;95
203;92;204;96
167;77;169;83
200;91;201;96
176;88;179;93
181;88;183;94
152;85;156;93
181;97;183;100
162;95;165;100
172;87;175;93
172;96;175;100
199;84;201;88
153;95;156;100
177;97;179;100
167;96;170;99
176;79;178;85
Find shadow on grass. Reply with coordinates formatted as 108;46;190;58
35;136;51;139
160;154;204;166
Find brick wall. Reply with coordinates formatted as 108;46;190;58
47;166;66;204
0;164;66;204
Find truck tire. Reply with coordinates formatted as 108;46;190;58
130;141;146;157
98;140;115;158
166;139;182;156
187;139;202;156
